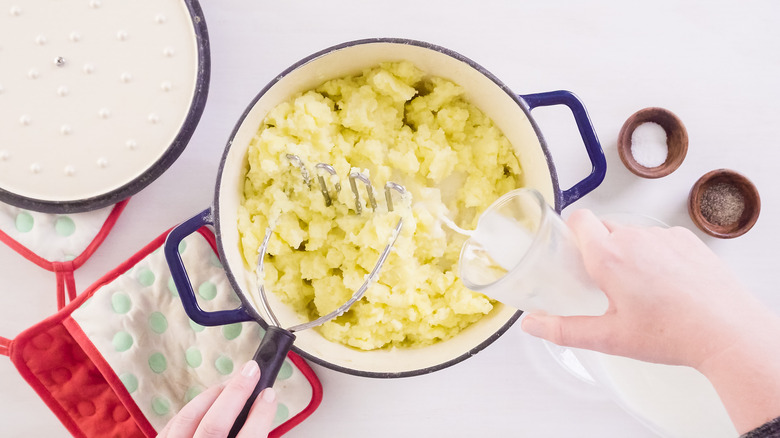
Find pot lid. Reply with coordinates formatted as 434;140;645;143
0;0;209;213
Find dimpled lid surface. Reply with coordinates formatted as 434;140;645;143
0;0;203;209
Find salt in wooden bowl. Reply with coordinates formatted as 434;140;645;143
617;107;688;178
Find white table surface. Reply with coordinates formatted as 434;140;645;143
2;1;779;436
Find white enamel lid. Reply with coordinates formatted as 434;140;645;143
0;0;209;212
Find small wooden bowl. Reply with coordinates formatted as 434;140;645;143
617;107;688;178
688;169;760;238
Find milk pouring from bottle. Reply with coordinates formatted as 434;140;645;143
458;188;608;316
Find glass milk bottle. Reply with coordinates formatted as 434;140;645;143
458;188;608;317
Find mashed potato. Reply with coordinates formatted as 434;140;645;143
238;61;522;350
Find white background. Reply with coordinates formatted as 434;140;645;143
1;0;779;436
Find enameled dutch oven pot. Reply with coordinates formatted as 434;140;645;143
165;38;606;378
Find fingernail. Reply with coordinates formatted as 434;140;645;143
261;387;276;403
241;360;259;377
521;315;542;337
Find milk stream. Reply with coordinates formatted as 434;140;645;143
470;212;532;272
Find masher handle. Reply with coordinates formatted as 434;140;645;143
228;326;296;437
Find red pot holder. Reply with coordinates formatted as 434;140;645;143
0;204;321;437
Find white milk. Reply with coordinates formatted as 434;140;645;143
470;212;533;272
580;351;737;438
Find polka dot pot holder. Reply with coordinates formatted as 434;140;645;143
3;225;322;437
0;199;129;310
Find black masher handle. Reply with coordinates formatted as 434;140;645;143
228;326;296;437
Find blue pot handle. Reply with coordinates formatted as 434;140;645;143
520;90;607;209
164;208;255;326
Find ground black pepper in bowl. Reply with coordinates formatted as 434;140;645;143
688;169;760;239
700;182;745;226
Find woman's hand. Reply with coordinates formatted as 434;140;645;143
157;360;277;438
520;209;770;369
520;209;780;433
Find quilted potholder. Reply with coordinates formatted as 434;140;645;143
6;226;321;437
0;199;129;309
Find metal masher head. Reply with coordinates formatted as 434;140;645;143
256;154;409;332
286;153;406;214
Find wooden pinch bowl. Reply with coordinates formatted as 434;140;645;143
617;107;688;178
688;169;760;239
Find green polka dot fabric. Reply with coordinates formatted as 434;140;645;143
70;231;317;432
0;201;116;262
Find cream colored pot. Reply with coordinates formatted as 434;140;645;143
165;38;606;377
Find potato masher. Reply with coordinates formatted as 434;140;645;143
228;154;408;436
